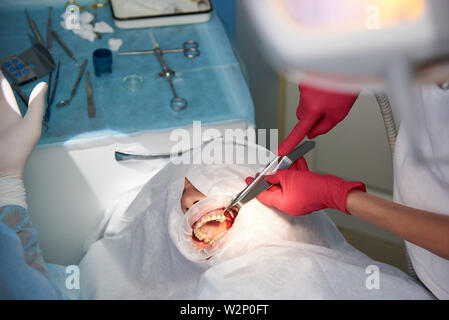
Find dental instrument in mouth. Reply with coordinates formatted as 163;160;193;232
186;141;315;248
221;141;316;217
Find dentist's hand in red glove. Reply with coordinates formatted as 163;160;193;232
246;169;365;216
278;83;359;156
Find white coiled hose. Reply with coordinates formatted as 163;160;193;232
373;90;418;279
374;91;398;154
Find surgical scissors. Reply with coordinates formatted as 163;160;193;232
118;41;200;59
119;33;199;111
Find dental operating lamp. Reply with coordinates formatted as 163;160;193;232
244;0;449;91
244;0;449;154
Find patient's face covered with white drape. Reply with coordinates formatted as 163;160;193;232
181;179;239;250
80;140;275;298
79;140;434;300
177;146;346;265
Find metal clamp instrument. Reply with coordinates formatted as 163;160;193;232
221;141;316;216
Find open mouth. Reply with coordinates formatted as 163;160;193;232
191;207;239;248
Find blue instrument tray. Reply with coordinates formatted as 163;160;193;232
0;0;255;146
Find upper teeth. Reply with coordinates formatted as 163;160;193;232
194;214;226;231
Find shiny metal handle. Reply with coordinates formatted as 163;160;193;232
236;141;316;207
115;151;181;162
237;180;271;207
284;140;315;166
115;136;221;162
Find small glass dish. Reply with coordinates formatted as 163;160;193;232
122;74;144;92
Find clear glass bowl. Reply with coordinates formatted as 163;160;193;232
122;74;144;92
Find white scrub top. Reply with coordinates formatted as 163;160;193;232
393;84;449;299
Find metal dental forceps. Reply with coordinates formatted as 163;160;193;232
118;32;200;111
221;141;316;216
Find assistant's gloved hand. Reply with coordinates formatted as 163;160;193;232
246;169;366;216
278;83;359;156
0;71;47;178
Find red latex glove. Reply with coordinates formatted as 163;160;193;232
278;83;359;156
246;170;365;216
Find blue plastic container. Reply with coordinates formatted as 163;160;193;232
93;48;112;77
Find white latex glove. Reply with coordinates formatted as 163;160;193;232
0;70;47;178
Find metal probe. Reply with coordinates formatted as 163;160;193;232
52;29;78;66
25;9;45;46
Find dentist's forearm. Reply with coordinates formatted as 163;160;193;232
346;190;449;260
